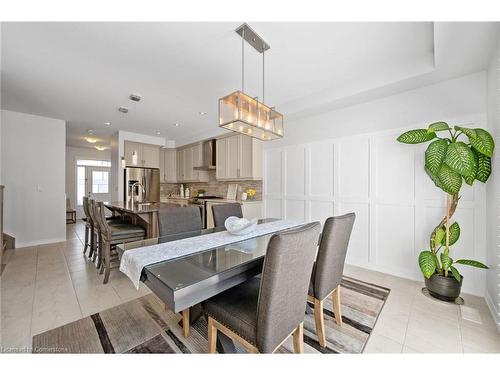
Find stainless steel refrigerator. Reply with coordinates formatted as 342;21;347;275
124;167;160;203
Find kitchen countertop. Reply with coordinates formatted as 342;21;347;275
161;196;262;204
105;201;192;214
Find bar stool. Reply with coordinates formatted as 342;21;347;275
94;201;146;284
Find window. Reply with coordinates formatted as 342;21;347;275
92;171;109;194
76;159;111;167
76;159;111;206
77;166;86;206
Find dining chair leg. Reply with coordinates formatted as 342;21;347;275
313;298;326;347
332;286;342;326
292;322;304;354
83;226;89;255
89;227;95;259
207;317;218;354
103;242;111;284
182;308;190;337
96;234;102;268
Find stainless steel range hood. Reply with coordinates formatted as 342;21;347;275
193;139;216;171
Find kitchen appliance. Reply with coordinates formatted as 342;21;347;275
124;167;160;203
193;139;216;171
188;195;224;228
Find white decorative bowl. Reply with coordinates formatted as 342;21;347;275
224;216;258;235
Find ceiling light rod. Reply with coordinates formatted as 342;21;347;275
235;23;270;97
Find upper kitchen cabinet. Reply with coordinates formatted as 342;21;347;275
216;134;263;180
124;141;160;168
177;143;209;182
159;148;177;183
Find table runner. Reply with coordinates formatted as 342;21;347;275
120;220;303;288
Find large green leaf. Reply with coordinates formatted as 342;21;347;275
425;139;448;175
428;121;450;132
469;128;495;157
397;129;437;144
441;253;453;271
450;266;461;283
419;251;437;278
464;148;478;185
434;227;446;247
475;150;492;183
425;165;444;190
444;142;475;178
455;259;488;269
454;126;477;139
447;222;460;246
437;164;462;195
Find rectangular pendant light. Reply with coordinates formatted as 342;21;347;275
218;24;284;141
219;91;283;141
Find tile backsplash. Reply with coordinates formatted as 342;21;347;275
160;171;262;200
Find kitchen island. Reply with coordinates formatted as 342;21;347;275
104;201;192;238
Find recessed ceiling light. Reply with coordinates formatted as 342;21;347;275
86;137;97;144
87;129;95;135
156;131;161;135
129;93;142;102
174;123;180;127
104;122;111;126
118;106;129;114
95;146;107;151
199;111;206;115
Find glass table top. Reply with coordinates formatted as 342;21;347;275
117;219;283;292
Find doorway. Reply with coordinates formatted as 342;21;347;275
76;159;111;218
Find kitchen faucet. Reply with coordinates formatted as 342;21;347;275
131;181;146;204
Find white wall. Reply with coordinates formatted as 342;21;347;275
267;72;486;149
110;130;165;201
486;40;500;329
65;146;111;218
1;110;66;247
264;73;489;297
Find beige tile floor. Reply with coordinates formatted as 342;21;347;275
1;222;499;353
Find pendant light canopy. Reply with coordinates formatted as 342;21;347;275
219;24;284;140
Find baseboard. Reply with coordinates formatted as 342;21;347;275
485;291;500;333
15;237;67;249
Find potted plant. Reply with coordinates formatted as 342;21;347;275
397;121;494;301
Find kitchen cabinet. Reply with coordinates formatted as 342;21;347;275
177;143;208;182
216;134;263;180
159;148;177;183
124;141;160;168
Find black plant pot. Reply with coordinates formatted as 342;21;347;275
425;273;463;302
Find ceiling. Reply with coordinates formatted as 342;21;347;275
1;22;499;149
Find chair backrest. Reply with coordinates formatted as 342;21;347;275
158;206;202;236
82;196;92;224
255;222;321;353
66;198;72;210
212;203;243;227
88;199;105;236
94;201;111;238
312;213;356;300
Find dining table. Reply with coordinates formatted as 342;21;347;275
116;218;304;353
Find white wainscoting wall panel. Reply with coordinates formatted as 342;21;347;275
264;125;487;296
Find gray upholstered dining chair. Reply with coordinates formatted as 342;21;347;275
205;222;321;354
158;206;202;237
212;203;243;228
308;213;355;347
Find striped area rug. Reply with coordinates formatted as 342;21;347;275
32;276;389;354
